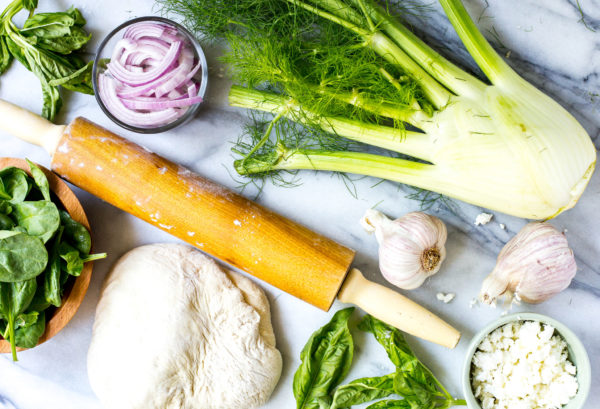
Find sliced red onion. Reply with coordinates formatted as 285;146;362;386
97;21;203;129
121;95;203;110
109;41;181;86
99;74;183;127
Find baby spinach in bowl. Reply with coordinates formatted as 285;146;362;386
0;158;106;361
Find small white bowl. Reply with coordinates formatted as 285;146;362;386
462;312;591;409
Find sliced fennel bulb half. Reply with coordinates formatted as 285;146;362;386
171;0;596;220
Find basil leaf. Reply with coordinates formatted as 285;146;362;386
0;36;13;75
0;232;48;282
44;226;63;307
12;200;60;243
22;0;39;12
0;167;31;203
15;309;45;348
366;400;411;409
359;316;444;403
331;374;396;409
294;307;355;409
5;36;31;70
26;159;51;201
59;209;91;255
40;80;62;122
59;242;83;276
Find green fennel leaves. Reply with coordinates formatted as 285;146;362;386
0;0;93;121
0;161;106;360
294;311;465;409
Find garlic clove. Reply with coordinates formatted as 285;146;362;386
361;209;448;290
479;222;577;305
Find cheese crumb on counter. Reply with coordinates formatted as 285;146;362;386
471;320;578;409
474;212;493;226
436;292;455;303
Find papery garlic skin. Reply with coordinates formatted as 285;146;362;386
362;209;447;290
480;222;576;304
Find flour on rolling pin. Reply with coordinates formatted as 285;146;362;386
52;118;355;311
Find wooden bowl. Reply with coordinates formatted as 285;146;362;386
0;158;93;353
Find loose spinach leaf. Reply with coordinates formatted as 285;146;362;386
0;278;37;360
26;159;50;201
0;232;48;282
294;307;355;409
11;200;60;243
44;226;63;307
15;310;45;348
0;167;31;203
331;374;396;409
59;209;91;254
59;242;84;276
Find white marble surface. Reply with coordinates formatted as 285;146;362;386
0;1;598;408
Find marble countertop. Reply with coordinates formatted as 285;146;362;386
0;0;598;408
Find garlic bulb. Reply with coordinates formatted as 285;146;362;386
361;209;447;290
480;222;576;304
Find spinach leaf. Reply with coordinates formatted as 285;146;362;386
15;310;45;348
27;277;50;312
0;177;11;200
59;242;83;276
59;209;90;254
11;200;60;243
0;232;48;282
0;214;14;230
331;374;396;409
15;310;39;329
0;201;12;214
294;307;355;409
0;278;37;360
44;226;63;307
26;159;50;201
0;167;30;203
0;36;13;75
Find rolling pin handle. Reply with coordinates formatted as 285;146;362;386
338;269;461;348
0;99;64;154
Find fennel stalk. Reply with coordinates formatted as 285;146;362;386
159;0;596;219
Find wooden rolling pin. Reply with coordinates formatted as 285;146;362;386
0;100;460;348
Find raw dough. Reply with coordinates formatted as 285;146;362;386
87;244;282;409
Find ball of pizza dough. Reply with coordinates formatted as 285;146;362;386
87;244;282;409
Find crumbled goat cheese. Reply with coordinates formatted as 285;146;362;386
474;213;493;226
471;321;578;409
499;223;506;230
436;292;455;303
